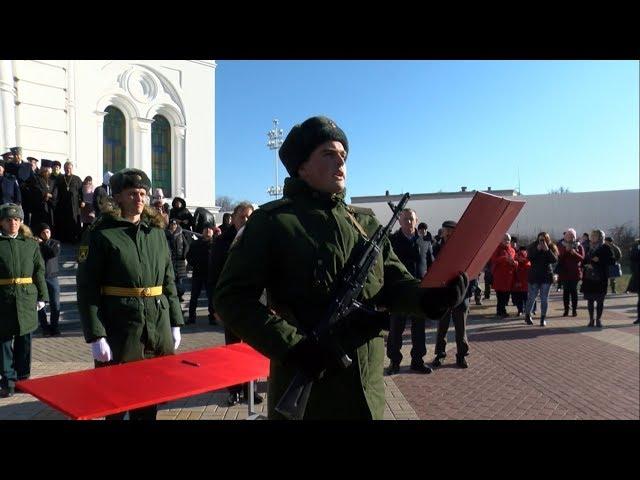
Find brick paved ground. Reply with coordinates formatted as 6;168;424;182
391;290;639;420
1;245;637;420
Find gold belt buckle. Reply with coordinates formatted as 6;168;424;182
142;287;151;297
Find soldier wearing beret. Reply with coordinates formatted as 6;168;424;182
431;220;474;369
76;168;184;420
0;203;49;398
214;115;468;420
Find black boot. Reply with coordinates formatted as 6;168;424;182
595;318;603;328
385;362;400;375
562;308;569;317
588;315;594;327
456;355;468;368
572;308;578;317
525;313;533;325
431;353;445;368
540;315;546;327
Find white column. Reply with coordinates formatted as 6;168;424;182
173;125;186;199
66;61;78;166
133;117;154;174
0;60;17;152
95;111;108;176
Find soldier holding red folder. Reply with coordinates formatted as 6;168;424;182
77;168;184;420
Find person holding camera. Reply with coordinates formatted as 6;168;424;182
524;232;558;326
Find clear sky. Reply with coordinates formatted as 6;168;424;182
215;60;639;205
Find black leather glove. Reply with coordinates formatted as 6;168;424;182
421;272;469;319
285;337;344;380
346;307;391;332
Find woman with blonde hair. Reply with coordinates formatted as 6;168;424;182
524;232;559;326
581;229;615;327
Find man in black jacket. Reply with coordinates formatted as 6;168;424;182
432;220;473;368
208;202;263;405
386;208;435;375
166;219;189;302
35;223;62;336
186;222;215;324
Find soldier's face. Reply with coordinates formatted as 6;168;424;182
298;140;347;194
1;217;21;235
232;207;253;230
116;187;147;216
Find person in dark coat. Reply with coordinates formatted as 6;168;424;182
26;159;57;230
417;221;433;243
524;232;559;326
557;228;584;316
208;202;263;406
385;208;435;375
219;212;232;235
35;223;62;336
581;229;615;328
169;197;193;232
0;162;22;205
604;236;623;294
431;220;474;369
92;171;114;215
166;219;188;302
54;161;84;243
193;207;216;235
185;223;215;324
626;238;639;324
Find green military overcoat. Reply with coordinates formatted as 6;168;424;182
77;206;184;363
0;225;48;341
214;178;429;420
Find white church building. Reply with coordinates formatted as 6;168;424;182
0;60;216;210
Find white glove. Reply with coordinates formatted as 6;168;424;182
172;327;181;351
36;301;46;311
91;337;113;362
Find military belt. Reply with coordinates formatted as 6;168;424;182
0;277;33;286
101;286;163;297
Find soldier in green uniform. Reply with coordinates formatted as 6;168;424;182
76;168;184;420
0;203;48;398
213;116;468;420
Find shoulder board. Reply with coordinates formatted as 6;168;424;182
347;205;375;216
259;197;293;212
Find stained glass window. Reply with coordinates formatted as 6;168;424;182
103;106;126;174
152;115;172;197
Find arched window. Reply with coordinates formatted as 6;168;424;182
103;106;126;174
152;115;172;197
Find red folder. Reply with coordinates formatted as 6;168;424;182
421;191;525;288
15;343;270;420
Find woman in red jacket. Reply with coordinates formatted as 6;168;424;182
557;228;584;317
491;233;518;317
512;246;532;316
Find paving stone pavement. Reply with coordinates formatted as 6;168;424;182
1;245;637;421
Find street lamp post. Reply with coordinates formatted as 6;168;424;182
266;119;284;198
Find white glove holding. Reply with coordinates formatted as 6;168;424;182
36;301;46;311
91;337;113;362
172;327;181;351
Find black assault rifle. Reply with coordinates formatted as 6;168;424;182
275;192;410;420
